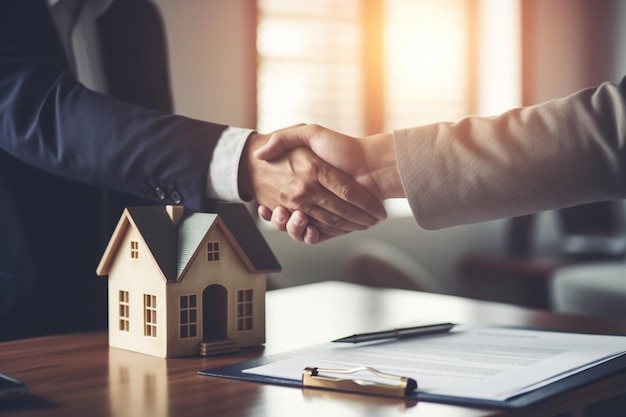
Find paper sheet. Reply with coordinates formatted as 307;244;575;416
243;326;626;400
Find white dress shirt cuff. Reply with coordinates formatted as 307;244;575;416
206;127;255;202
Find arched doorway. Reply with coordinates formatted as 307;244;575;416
202;284;227;340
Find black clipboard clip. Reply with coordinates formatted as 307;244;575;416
302;366;417;398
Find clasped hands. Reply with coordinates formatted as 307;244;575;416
240;124;405;244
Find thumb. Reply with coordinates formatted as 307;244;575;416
254;124;312;161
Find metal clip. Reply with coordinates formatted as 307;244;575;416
302;366;417;398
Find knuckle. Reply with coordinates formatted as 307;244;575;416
280;183;309;208
291;182;308;199
307;123;322;134
337;185;354;201
337;201;357;220
310;123;322;129
329;215;346;230
301;162;319;178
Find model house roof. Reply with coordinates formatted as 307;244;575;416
96;203;281;280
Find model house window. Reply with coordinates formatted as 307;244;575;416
119;290;130;332
130;241;139;259
236;289;253;331
207;241;220;262
179;295;198;339
144;294;157;337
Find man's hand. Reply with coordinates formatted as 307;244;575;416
253;124;404;243
239;128;387;241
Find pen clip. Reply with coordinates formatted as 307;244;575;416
302;366;417;398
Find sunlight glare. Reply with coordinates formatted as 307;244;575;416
384;1;466;91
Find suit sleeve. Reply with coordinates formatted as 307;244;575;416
393;78;626;230
0;3;228;212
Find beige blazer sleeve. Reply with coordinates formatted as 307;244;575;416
393;77;626;230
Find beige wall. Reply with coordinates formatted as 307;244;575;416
522;0;626;104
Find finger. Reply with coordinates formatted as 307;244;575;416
313;165;387;227
287;178;378;233
303;211;356;237
274;166;372;233
303;225;321;245
258;205;273;222
270;206;291;232
309;232;335;245
297;197;370;234
254;124;312;161
285;210;310;242
306;217;350;244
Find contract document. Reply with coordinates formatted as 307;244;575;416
243;326;626;401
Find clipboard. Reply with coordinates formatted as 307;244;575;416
199;340;626;409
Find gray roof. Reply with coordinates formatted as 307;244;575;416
215;203;282;272
126;206;178;280
176;212;218;279
122;204;281;282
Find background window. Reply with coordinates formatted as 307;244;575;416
257;0;521;216
383;0;471;129
257;0;364;136
257;0;472;135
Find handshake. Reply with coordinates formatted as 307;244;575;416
240;124;406;244
235;79;623;244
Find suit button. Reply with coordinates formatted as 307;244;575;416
142;184;154;197
155;187;166;200
170;190;182;204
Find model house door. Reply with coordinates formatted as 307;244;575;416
202;284;227;340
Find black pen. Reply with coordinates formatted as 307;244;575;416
332;322;455;344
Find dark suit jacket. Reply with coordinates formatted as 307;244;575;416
0;0;229;339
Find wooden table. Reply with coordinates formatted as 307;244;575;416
2;281;626;417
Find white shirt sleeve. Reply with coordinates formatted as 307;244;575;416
206;127;255;202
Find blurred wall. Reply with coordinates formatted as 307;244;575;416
518;0;626;254
522;0;626;104
153;0;257;128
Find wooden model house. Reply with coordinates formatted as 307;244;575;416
96;204;281;358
